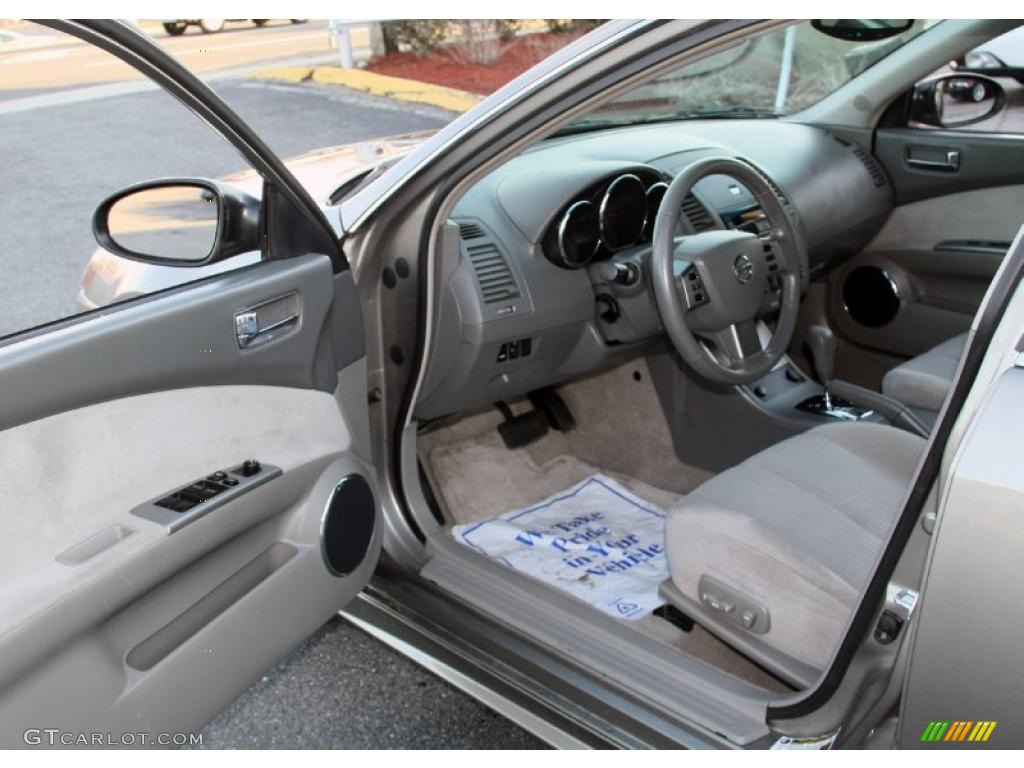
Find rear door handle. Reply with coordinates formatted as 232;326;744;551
235;292;300;349
905;146;960;172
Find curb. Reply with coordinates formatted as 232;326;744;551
250;65;316;83
253;65;482;113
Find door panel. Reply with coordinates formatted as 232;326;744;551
828;126;1024;371
1;254;340;431
875;128;1024;206
900;366;1024;748
827;186;1022;359
0;257;380;744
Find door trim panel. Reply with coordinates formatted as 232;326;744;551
0;254;338;433
875;128;1024;206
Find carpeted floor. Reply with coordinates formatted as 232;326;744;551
417;357;788;693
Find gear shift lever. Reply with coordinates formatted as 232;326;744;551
799;324;928;434
806;325;837;408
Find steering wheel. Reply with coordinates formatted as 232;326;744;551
651;156;803;385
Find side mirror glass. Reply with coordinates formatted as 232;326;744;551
910;73;1006;129
94;179;260;266
811;19;914;42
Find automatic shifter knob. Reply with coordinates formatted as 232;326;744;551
806;325;836;388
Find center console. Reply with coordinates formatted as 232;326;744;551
646;325;889;473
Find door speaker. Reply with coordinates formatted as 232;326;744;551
321;475;376;576
842;266;901;327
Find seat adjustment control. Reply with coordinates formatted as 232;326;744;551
698;574;771;635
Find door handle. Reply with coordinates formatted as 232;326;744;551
235;293;300;349
905;146;960;172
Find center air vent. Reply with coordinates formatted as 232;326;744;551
833;135;888;188
681;192;716;233
466;241;521;304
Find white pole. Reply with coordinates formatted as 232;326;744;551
339;24;354;69
774;25;797;113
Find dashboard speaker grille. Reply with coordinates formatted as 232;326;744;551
681;193;716;233
466;242;521;304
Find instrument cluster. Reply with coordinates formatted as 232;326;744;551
541;170;669;269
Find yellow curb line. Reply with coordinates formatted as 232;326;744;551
253;65;482;113
250;65;315;83
312;67;482;112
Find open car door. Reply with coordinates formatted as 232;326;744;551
0;21;381;746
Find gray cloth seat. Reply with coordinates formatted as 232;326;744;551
662;422;926;687
881;332;968;413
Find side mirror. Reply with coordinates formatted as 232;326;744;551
93;179;261;266
909;73;1006;129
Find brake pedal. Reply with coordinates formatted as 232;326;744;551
495;402;549;449
528;387;576;432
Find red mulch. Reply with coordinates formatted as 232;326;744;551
366;32;581;96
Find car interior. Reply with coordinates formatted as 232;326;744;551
2;18;1021;749
397;19;1024;729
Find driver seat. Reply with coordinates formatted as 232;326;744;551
660;421;926;688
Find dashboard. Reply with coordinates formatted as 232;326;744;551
415;120;894;420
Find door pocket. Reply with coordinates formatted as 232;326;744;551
125;541;297;671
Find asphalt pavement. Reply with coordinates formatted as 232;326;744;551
0;21;545;749
198;617;546;749
0;78;450;336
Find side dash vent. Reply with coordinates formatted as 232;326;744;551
681;193;717;233
851;145;888;188
458;221;485;241
833;135;887;188
466;242;521;304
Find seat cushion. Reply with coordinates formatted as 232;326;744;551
664;422;925;671
882;332;968;412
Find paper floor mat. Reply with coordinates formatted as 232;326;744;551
453;474;668;620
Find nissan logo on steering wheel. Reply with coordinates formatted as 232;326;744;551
733;253;754;284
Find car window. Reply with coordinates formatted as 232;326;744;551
0;24;263;339
910;26;1024;134
565;20;934;131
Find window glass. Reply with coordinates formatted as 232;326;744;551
0;23;259;338
567;20;934;130
913;25;1024;134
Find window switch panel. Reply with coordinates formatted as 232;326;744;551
132;460;281;534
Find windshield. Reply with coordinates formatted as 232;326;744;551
567;20;935;130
